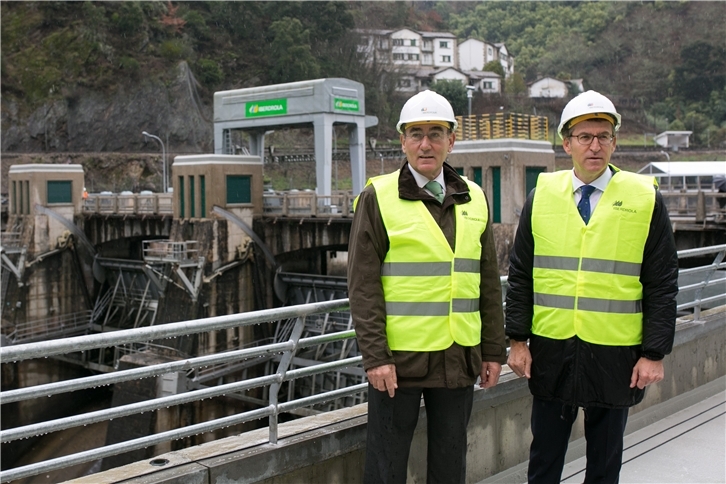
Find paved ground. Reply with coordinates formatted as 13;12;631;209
481;376;725;484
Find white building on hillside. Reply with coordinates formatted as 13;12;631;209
493;43;514;78
528;77;584;98
654;131;693;150
457;38;514;78
357;29;457;70
529;77;569;98
355;28;513;93
390;29;422;65
421;31;457;69
430;67;501;94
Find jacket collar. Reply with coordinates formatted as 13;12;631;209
397;162;472;205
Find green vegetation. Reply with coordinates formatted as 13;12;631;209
429;80;468;116
446;1;726;147
1;1;724;147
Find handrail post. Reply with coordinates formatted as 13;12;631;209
268;315;307;444
696;190;706;223
693;248;726;321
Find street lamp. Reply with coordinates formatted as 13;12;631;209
466;85;475;139
142;131;167;193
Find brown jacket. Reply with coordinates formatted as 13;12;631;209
348;162;506;389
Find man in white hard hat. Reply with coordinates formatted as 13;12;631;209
348;90;506;483
506;90;679;483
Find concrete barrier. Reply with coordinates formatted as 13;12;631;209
68;306;726;484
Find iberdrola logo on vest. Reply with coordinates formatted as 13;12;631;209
612;200;636;213
246;99;287;118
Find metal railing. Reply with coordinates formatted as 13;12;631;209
263;190;355;218
264;148;404;164
0;246;724;483
4;310;92;345
142;239;199;264
82;193;173;216
0;300;360;483
661;191;726;223
0;231;22;249
72;187;726;223
675;244;726;320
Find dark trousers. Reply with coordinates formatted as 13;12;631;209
528;397;629;484
363;384;474;484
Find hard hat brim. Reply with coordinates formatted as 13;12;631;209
399;120;452;132
565;113;617;130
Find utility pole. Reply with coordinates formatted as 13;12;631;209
466;85;475;140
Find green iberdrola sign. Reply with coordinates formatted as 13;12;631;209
246;99;287;118
334;98;360;112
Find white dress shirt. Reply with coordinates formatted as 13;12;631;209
408;165;446;199
571;168;612;216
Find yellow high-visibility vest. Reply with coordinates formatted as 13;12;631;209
531;168;656;346
369;171;489;351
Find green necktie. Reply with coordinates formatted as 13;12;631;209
425;180;444;204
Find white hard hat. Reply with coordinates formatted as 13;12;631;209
557;90;621;139
396;90;458;133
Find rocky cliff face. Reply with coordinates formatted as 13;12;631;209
1;62;213;154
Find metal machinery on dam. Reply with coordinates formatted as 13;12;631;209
0;160;361;476
0;77;376;476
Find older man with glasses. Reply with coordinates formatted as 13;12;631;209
506;90;679;483
348;90;506;483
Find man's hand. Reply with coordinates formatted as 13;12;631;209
479;361;502;389
508;340;532;379
630;357;664;389
367;363;398;397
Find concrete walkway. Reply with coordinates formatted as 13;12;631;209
481;376;725;484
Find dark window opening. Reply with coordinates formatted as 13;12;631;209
227;175;252;204
47;180;72;204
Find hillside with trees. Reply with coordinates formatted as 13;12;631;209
2;1;725;153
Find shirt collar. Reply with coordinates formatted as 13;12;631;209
407;164;446;191
571;166;612;194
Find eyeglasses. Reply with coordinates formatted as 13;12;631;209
405;130;447;143
570;133;614;146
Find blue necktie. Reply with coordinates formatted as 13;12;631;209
425;180;444;204
578;185;596;224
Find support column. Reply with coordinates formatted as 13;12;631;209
313;114;334;197
349;120;367;195
214;125;225;154
248;131;266;159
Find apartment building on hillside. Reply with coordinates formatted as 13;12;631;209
355;28;513;94
458;38;514;78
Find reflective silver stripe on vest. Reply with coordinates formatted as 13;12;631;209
533;255;579;271
534;293;575;309
386;301;450;316
452;298;479;313
581;258;641;277
535;294;643;314
381;262;451;277
578;297;642;314
534;256;641;277
454;258;480;273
